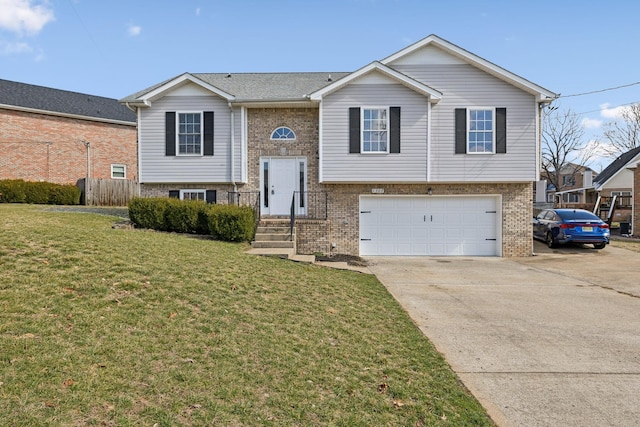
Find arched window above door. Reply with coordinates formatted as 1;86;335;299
270;126;296;140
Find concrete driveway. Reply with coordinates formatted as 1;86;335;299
366;241;640;426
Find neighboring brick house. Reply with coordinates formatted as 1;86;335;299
0;79;137;185
120;35;557;257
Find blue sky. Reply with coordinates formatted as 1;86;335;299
2;0;640;170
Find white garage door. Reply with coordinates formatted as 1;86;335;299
359;195;500;256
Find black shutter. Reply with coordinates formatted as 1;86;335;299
455;108;467;154
203;111;214;156
389;107;401;153
496;108;507;154
168;190;179;198
166;112;176;156
205;190;216;204
349;107;361;153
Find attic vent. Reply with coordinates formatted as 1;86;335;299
327;74;332;82
226;73;231;78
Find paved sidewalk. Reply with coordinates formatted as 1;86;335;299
367;244;640;426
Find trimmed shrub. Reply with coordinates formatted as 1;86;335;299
0;180;27;203
207;204;256;242
0;180;80;205
48;183;81;205
128;197;171;230
164;199;207;234
128;197;256;242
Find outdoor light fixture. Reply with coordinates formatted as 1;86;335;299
427;187;433;195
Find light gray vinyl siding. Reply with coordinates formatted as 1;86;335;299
139;95;240;183
393;63;538;182
321;84;428;182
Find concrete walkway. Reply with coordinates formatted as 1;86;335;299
366;242;640;427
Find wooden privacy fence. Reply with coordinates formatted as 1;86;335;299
78;178;138;206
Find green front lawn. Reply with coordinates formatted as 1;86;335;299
0;205;493;426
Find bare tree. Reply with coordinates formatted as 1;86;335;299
601;103;640;156
541;107;594;193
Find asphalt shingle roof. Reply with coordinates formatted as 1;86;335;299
0;79;136;123
120;72;351;103
593;145;640;186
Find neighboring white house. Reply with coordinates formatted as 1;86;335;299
120;34;557;257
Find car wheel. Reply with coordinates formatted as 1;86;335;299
546;232;557;248
593;243;606;249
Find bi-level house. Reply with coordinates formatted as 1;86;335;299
120;35;556;257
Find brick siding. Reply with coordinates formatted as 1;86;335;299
0;108;137;185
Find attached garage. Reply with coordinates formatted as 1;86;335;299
359;195;501;256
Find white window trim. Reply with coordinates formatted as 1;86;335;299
111;164;126;179
270;126;296;140
611;191;631;197
467;107;496;155
361;106;390;154
176;111;203;156
179;189;206;200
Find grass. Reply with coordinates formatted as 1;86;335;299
0;204;493;426
610;238;640;253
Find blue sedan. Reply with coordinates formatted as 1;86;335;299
533;208;610;249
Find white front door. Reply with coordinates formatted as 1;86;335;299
261;157;306;216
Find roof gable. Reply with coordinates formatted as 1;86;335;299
382;35;557;102
127;73;236;106
593;146;640;189
0;78;135;124
309;62;442;102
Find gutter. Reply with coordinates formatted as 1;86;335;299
0;103;136;127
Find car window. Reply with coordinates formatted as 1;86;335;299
557;210;600;221
543;211;555;220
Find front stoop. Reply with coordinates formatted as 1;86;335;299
250;220;315;262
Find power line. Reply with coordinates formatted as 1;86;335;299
565;100;640;118
559;81;640;98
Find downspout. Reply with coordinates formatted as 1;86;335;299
228;102;237;193
82;140;90;205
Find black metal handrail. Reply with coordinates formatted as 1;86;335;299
289;193;296;241
292;191;327;220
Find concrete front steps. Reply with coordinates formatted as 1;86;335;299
248;220;315;263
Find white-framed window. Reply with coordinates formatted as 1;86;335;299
468;108;495;154
111;164;126;179
270;126;296;140
177;112;202;155
362;107;389;153
562;175;576;186
611;191;631;197
180;189;205;201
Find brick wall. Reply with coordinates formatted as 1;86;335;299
246;108;319;194
0;108;137;185
313;183;533;258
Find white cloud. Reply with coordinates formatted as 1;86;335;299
600;103;628;119
0;39;32;54
0;0;55;35
127;24;141;37
581;117;602;129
